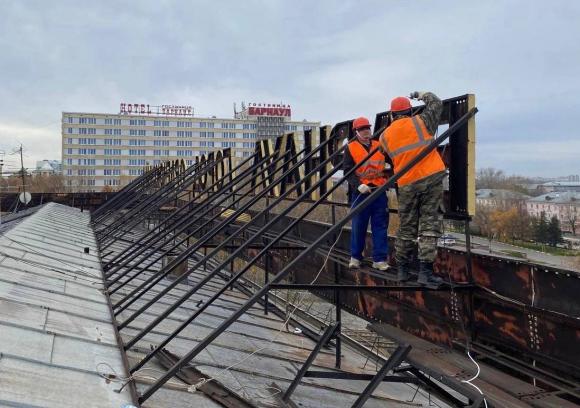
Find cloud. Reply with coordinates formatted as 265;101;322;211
0;0;579;177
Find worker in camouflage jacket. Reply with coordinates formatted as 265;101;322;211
379;92;445;288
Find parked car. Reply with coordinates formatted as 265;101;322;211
438;234;456;246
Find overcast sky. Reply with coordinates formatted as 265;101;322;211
0;0;578;177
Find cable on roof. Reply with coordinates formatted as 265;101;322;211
442;222;488;408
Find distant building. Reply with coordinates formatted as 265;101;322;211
539;181;580;193
62;103;320;192
526;191;580;234
34;160;62;175
476;189;530;210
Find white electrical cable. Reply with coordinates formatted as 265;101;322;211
442;222;488;407
461;351;488;408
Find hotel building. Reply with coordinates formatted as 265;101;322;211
62;103;320;191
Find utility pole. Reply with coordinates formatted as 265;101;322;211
18;145;28;207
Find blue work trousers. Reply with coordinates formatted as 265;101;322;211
350;191;389;262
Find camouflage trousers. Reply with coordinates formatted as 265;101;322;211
395;171;445;265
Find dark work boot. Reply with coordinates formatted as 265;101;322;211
417;262;443;288
395;263;410;282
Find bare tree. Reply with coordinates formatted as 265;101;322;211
476;167;532;194
564;203;578;236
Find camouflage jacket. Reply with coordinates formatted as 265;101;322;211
418;92;443;135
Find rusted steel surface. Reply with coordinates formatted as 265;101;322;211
207;213;580;385
0;191;115;212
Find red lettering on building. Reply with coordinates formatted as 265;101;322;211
248;105;291;117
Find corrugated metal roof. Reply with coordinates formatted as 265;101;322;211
106;228;445;407
0;203;450;407
0;203;134;407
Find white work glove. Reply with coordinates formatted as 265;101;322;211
357;184;371;194
410;91;427;100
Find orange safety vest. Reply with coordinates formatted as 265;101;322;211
347;140;387;186
379;116;445;186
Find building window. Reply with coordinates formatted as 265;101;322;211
154;140;169;146
129;139;146;146
67;128;73;134
79;128;87;135
105;129;113;135
177;140;192;147
79;118;87;124
68;117;74;124
105;118;113;125
104;149;121;155
177;150;193;157
129;159;146;166
114;129;122;135
87;118;96;125
114;119;122;125
129;149;146;156
105;179;121;186
104;158;121;165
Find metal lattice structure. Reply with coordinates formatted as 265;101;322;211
90;96;579;407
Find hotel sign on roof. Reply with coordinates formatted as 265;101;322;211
247;103;291;117
119;103;193;117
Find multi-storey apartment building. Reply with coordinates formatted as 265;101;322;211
526;191;580;234
62;103;320;191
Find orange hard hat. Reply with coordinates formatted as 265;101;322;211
390;96;412;112
352;116;371;130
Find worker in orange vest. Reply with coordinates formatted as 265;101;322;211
379;92;445;287
343;117;389;271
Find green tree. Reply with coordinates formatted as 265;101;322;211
534;212;549;244
547;215;563;246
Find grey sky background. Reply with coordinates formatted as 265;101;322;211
0;0;578;177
